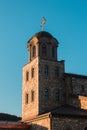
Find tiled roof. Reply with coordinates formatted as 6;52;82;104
0;121;30;128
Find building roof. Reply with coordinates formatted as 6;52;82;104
35;31;53;39
27;31;59;44
24;105;87;123
0;121;30;128
51;105;87;118
65;73;87;79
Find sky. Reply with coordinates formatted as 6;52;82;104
0;0;87;117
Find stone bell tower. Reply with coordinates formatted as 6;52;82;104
22;31;65;121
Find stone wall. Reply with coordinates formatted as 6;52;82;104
51;116;87;130
22;57;39;121
39;59;65;114
65;74;87;109
29;114;51;130
27;115;87;130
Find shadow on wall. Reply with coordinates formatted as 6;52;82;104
68;93;87;110
64;74;87;110
30;124;48;130
68;94;81;108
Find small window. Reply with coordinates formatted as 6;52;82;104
44;65;48;77
31;68;34;78
80;85;85;93
42;44;46;57
72;77;76;83
54;89;59;101
72;77;77;94
25;93;29;104
44;88;49;101
31;90;34;102
32;46;36;57
26;71;29;81
55;67;59;77
52;46;55;57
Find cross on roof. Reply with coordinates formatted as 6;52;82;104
40;17;46;31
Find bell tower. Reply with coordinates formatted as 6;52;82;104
22;31;65;121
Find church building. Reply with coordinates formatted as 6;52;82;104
0;31;87;130
22;31;87;130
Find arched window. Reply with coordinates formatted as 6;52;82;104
25;93;29;104
42;44;47;57
32;46;36;57
54;66;59;77
31;90;34;102
31;68;34;78
44;88;49;101
26;71;29;81
54;89;60;101
80;85;85;93
52;46;55;57
44;65;48;76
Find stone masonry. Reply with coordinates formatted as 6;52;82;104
22;31;87;130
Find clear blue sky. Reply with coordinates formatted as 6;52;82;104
0;0;87;116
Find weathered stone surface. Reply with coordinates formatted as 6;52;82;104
51;116;87;130
22;31;87;130
22;57;39;121
64;73;87;109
